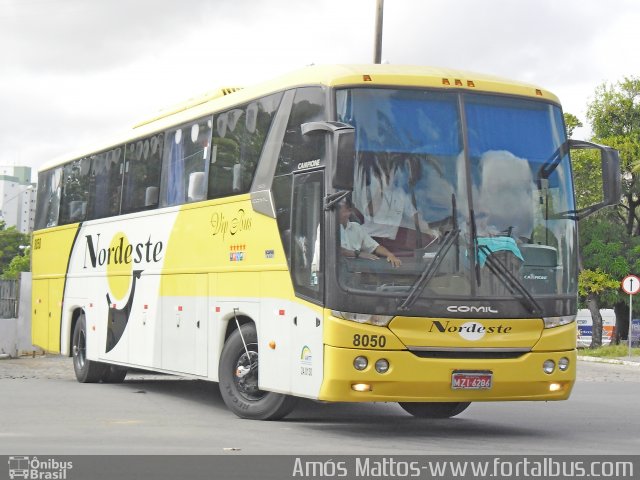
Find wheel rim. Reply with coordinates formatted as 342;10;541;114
233;344;265;401
74;328;86;369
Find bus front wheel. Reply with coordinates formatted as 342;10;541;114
102;365;128;383
218;323;297;420
398;401;470;418
72;313;106;383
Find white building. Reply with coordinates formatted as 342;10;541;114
0;166;36;233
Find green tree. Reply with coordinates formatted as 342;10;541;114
581;77;640;343
578;268;620;347
564;112;583;139
0;223;29;276
2;249;30;280
571;111;616;346
587;77;640;236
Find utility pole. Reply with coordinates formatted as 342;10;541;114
373;0;384;64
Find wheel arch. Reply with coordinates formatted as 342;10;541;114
65;307;85;357
223;313;255;343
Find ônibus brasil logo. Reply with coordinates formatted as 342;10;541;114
8;456;73;480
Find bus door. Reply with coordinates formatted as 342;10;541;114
32;278;64;353
288;169;324;396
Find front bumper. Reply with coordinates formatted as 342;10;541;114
319;345;575;402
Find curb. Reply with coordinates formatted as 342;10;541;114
578;355;640;367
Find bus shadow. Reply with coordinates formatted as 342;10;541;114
117;377;229;411
286;399;550;441
115;377;548;441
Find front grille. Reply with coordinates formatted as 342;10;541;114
409;349;528;359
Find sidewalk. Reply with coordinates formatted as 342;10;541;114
578;354;640;367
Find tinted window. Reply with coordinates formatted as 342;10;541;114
209;93;283;198
122;133;164;213
34;167;63;229
160;118;212;207
272;174;293;262
59;157;91;224
87;147;124;219
290;170;324;302
275;87;326;176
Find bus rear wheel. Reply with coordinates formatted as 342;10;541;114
218;323;297;420
72;313;106;383
398;401;470;418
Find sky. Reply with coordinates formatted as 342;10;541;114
1;0;640;180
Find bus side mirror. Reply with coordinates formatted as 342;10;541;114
333;129;355;190
302;121;355;191
569;139;622;218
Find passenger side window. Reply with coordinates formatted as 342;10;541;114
34;167;63;229
122;133;164;213
208;93;283;198
87;147;124;220
275;87;326;176
272;174;293;262
160;117;212;207
59;158;91;224
272;87;326;266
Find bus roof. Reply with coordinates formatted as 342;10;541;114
39;64;560;173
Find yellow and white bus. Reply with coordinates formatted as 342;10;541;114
32;65;620;420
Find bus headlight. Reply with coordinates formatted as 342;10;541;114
353;356;368;371
332;311;394;327
558;357;570;371
375;359;389;374
543;315;575;329
543;359;555;374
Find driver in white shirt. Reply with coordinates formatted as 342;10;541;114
339;199;401;267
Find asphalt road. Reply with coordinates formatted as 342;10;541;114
0;355;639;455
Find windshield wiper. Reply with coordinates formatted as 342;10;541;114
478;244;543;315
398;228;460;311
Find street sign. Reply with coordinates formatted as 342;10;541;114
621;275;640;357
621;275;640;295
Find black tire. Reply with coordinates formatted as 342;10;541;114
102;365;128;383
218;323;298;420
72;313;106;383
399;401;471;418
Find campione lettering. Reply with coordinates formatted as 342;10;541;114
83;234;163;269
297;159;321;170
524;273;548;280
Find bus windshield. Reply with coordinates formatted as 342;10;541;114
335;88;576;315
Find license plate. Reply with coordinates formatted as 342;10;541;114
451;371;492;390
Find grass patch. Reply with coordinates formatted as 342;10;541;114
579;344;640;357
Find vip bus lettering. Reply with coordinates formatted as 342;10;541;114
230;209;251;236
211;209;252;241
83;234;163;269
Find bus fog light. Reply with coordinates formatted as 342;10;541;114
543;359;555;374
558;357;570;371
352;383;372;392
549;383;562;392
375;359;389;374
353;356;368;371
